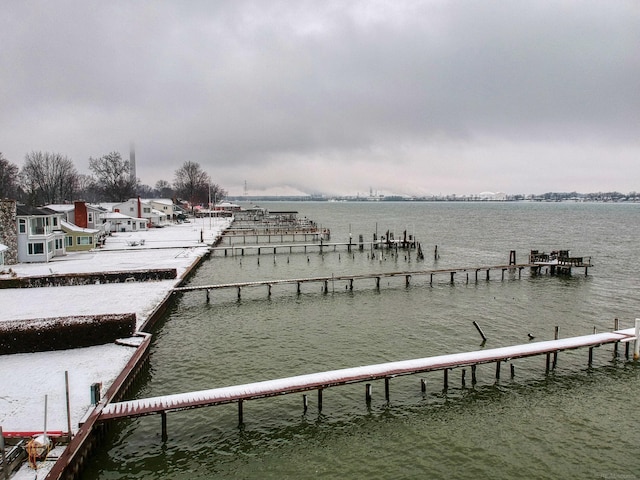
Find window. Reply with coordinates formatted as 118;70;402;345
130;207;134;212
77;236;93;245
143;207;151;213
19;219;26;234
55;238;64;249
30;217;46;235
28;242;44;255
88;212;93;223
65;236;73;247
52;217;58;227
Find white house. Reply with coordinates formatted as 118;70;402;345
16;205;66;263
112;198;169;227
145;198;176;220
100;212;148;233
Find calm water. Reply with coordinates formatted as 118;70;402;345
84;202;640;479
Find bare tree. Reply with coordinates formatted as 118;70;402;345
0;153;20;200
89;152;138;202
173;161;211;208
155;179;174;198
76;174;100;203
20;151;78;205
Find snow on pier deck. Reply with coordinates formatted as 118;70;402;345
99;328;636;421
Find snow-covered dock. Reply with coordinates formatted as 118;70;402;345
99;327;638;427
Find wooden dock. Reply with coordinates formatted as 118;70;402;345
98;327;639;437
172;261;572;301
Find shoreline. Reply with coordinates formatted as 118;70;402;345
0;218;231;479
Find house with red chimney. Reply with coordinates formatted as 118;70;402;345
111;198;169;228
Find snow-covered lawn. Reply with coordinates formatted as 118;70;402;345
0;218;230;450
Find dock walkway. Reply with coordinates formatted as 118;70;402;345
99;328;637;423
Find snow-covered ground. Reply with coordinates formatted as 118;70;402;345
0;217;231;476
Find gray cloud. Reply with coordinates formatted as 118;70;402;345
1;0;638;196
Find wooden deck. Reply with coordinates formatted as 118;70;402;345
173;263;540;299
99;328;637;422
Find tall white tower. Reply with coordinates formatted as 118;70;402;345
129;142;136;184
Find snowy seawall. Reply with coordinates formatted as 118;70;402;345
0;313;136;354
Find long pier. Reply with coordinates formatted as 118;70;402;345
98;326;639;438
173;262;560;300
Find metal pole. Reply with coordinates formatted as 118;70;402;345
65;371;72;438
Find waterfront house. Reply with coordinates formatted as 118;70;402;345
145;198;177;220
112;198;169;227
60;220;101;251
16;205;66;263
100;212;148;233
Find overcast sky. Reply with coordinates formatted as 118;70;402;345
2;1;638;197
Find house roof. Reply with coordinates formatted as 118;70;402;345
16;205;59;216
46;204;75;213
100;212;146;221
60;220;100;235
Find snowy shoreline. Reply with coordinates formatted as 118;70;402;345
0;218;230;478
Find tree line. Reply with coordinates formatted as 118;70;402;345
0;151;226;207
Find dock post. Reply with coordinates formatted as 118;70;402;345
375;277;380;290
349;279;353;291
303;394;308;413
509;250;516;265
634;318;640;361
297;282;301;294
545;353;551;373
206;289;210;303
450;271;455;283
510;364;515;378
626;341;630;360
430;273;433;285
365;384;372;404
385;378;390;402
267;284;272;297
161;411;167;441
237;287;241;299
553;326;559;369
318;388;323;412
238;399;244;425
443;369;449;390
486;269;490;281
471;365;477;384
323;280;328;294
461;369;466;388
475;270;479;282
421;378;426;393
472;321;487;342
588;347;594;366
614;318;619;357
495;361;501;381
405;275;410;287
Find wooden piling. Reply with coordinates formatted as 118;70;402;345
588;347;593;366
443;369;449;390
318;388;323;412
238;399;244;425
473;321;487;342
161;412;167;441
206;289;210;303
461;369;466;388
495;360;501;380
471;364;477;384
545;353;551;373
421;378;426;393
365;384;372;404
614;318;619;357
510;364;515;378
303;394;308;413
553;326;559;369
385;378;390;402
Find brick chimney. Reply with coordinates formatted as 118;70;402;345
74;201;88;228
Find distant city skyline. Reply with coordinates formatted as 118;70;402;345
2;1;638;197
